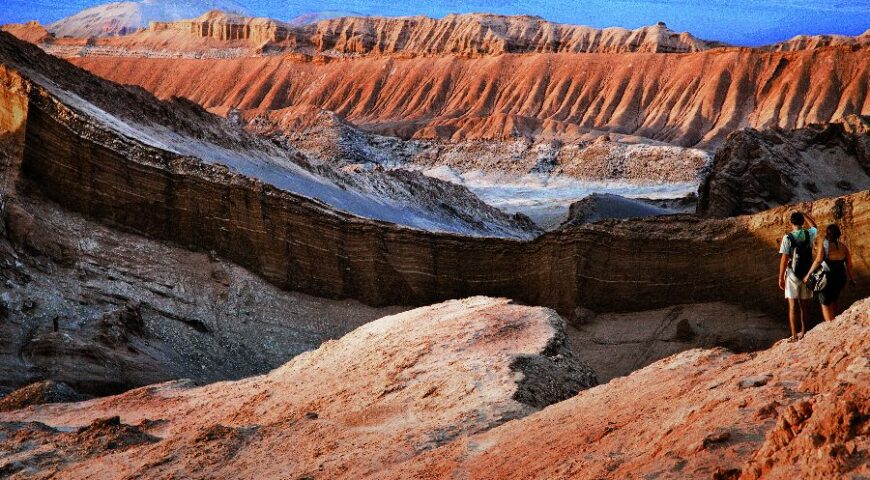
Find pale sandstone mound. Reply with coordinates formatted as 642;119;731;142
70;45;870;147
0;297;597;478
380;298;870;479
765;29;870;51
698;116;870;217
47;0;248;38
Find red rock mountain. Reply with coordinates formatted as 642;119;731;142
7;11;868;148
68;45;869;147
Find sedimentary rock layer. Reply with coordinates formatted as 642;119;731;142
12;67;870;317
0;297;597;478
70;45;870;147
381;298;870;479
698;117;870;216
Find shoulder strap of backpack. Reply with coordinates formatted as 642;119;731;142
786;232;796;254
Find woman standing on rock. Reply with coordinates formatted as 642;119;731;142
804;224;857;322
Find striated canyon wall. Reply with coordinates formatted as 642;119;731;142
70;45;870;147
11;68;870;318
297;14;725;55
148;11;294;45
51;12;724;56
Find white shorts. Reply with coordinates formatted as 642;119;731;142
785;271;812;300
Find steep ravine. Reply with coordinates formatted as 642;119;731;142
8;61;869;318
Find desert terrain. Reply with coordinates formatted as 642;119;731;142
0;2;868;478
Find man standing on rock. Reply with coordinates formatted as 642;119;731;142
778;211;818;341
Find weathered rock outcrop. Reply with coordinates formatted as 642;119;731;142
764;29;870;51
148;11;291;45
380;298;870;479
69;44;870;147
698;117;870;217
0;297;597;478
560;193;672;225
2;298;865;479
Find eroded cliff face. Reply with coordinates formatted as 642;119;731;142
69;45;870;147
698;117;870;217
10;64;869;317
299;14;724;55
40;12;724;57
0;30;865;317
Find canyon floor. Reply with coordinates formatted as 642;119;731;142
0;6;869;479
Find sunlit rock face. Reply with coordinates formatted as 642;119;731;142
0;297;597;478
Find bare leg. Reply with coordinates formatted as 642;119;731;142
821;303;837;322
787;299;799;340
798;299;810;338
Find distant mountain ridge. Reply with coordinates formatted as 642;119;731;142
42;6;726;53
47;0;248;38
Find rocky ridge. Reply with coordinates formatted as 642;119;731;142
0;297;598;478
765;28;870;52
698;116;870;216
1;297;865;479
68;44;870;148
380;298;870;479
0;31;535;239
41;11;725;57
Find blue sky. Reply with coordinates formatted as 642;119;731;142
3;0;869;45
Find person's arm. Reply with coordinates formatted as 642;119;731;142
846;245;857;286
803;242;825;283
779;254;788;290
